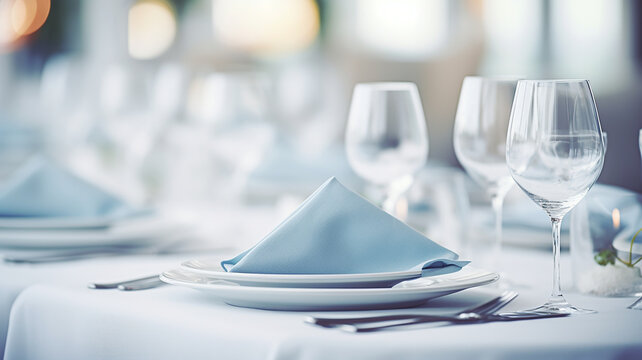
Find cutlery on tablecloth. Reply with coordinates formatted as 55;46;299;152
88;274;163;290
306;290;568;332
340;311;568;333
118;277;167;291
307;290;518;328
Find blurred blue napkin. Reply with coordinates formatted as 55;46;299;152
222;177;468;276
0;157;137;219
502;184;638;236
502;200;561;230
580;185;642;254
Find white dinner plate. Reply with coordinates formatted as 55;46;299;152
0;215;185;249
161;267;499;311
182;258;426;288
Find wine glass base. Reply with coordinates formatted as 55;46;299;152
522;299;597;315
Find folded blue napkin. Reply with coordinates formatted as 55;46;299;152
222;177;469;276
0;156;137;219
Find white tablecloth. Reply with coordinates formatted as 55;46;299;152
2;248;641;360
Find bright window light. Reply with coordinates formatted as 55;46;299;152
355;0;448;60
482;0;541;74
211;0;320;56
128;0;177;60
551;0;625;89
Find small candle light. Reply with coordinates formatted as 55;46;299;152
395;197;408;222
612;208;620;229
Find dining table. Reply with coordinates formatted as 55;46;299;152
1;239;641;360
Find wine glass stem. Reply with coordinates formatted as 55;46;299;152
382;192;398;215
381;176;414;219
550;217;564;300
490;193;505;269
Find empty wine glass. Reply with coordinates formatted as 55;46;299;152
346;82;428;215
506;79;606;314
454;76;519;270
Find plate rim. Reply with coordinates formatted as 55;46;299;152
161;268;499;294
181;261;421;283
181;259;426;282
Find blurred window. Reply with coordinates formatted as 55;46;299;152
481;0;542;75
354;0;449;60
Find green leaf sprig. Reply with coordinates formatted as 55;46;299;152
594;227;642;268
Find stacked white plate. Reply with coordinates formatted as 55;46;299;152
0;213;185;250
161;259;499;311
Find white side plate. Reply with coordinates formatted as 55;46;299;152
181;258;427;288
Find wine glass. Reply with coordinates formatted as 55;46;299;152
345;82;428;215
454;76;519;270
506;79;606;314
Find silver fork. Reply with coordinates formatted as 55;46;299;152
307;290;518;329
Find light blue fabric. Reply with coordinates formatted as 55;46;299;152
0;157;138;219
502;199;564;231
222;177;469;275
502;184;622;232
580;185;642;253
503;184;639;235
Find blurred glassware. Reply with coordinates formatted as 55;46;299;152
152;70;276;206
0;121;43;181
404;166;470;255
89;62;156;202
345;82;428;215
39;55;92;140
507;79;606;314
454;76;518;270
150;62;189;120
570;185;642;297
185;71;273;130
244;143;358;201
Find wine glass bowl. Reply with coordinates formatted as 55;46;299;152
345;82;428;214
512;134;603;218
506;79;606;314
454;76;519;271
454;77;519;198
